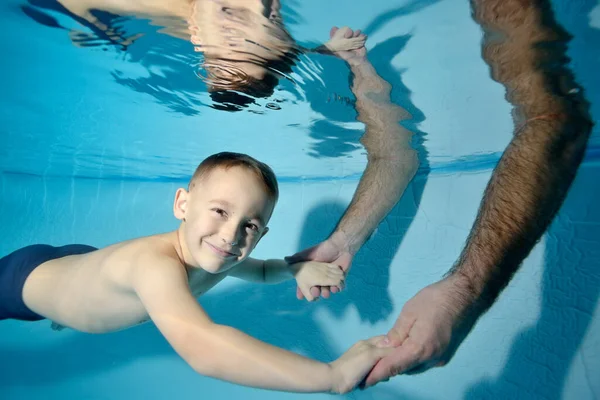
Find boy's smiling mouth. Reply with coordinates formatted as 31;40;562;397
205;242;238;258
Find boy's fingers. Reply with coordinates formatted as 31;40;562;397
375;347;395;360
330;26;339;38
365;335;388;346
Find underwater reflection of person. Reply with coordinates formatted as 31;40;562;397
191;0;366;109
24;0;366;110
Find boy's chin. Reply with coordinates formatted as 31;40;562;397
198;265;222;274
199;261;235;275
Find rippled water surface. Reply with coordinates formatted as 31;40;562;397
0;0;598;181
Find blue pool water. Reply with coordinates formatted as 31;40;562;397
1;0;599;399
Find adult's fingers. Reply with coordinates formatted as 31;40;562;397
310;286;321;299
363;341;423;387
330;26;339;38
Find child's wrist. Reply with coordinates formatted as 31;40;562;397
286;261;301;277
324;362;338;394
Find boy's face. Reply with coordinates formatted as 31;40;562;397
174;166;275;274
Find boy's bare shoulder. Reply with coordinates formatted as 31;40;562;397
130;233;185;270
109;232;188;289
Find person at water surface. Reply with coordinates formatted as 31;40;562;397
22;0;366;105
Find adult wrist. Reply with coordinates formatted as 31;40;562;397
348;57;371;70
446;265;495;315
329;230;360;255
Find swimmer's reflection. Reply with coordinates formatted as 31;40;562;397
23;0;366;109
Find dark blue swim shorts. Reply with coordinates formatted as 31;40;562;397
0;244;97;321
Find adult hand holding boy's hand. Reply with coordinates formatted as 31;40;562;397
285;234;354;301
289;261;346;302
362;275;481;387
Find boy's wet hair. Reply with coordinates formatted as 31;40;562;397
190;152;279;203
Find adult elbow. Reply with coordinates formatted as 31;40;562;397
408;150;420;179
554;113;594;166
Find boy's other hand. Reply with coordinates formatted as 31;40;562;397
285;236;354;301
289;261;346;302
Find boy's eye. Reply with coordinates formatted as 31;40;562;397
246;223;259;232
213;208;226;216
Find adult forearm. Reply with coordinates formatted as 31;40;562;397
332;151;417;254
449;0;594;309
451;115;592;308
190;324;333;392
332;60;419;253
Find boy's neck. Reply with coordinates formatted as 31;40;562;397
169;227;212;282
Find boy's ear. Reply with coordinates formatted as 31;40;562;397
173;188;189;221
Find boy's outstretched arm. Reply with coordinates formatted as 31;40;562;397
133;256;383;393
228;258;345;301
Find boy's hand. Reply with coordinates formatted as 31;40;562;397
289;261;346;302
329;336;394;394
285;237;354;300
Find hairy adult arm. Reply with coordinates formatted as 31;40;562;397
449;0;594;309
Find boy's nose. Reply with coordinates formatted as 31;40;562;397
221;225;241;246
